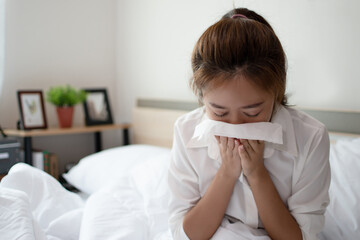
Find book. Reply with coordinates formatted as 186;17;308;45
42;150;50;174
32;151;44;170
49;153;59;180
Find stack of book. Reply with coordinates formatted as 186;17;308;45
32;150;59;180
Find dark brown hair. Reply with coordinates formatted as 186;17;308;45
190;8;287;106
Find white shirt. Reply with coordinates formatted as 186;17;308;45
168;105;330;240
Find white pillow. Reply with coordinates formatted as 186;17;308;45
63;144;171;195
320;138;360;240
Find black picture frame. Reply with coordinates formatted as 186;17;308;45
83;88;113;126
17;90;48;130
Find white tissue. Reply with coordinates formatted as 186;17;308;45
188;119;283;160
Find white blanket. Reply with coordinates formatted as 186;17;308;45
0;163;84;240
0;163;172;240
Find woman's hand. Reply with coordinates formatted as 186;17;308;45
216;136;242;179
238;139;265;180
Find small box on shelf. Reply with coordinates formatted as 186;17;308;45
0;138;22;175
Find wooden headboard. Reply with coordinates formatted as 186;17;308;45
131;98;360;147
131;99;195;148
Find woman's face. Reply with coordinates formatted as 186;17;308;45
203;76;275;124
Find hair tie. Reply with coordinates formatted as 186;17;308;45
231;14;248;19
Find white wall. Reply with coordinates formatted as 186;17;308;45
0;0;119;173
0;0;4;94
1;0;360;172
116;0;360;124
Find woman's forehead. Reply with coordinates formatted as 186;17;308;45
204;77;272;103
203;74;266;94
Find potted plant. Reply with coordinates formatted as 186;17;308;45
46;85;87;128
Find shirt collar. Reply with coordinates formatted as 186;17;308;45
270;105;298;157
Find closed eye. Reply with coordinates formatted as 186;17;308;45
244;112;260;117
214;112;228;117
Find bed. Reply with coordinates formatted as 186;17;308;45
0;99;359;240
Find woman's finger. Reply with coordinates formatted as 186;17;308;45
240;139;254;153
219;136;228;150
238;144;250;162
232;139;239;153
227;137;235;150
248;139;261;151
250;139;265;152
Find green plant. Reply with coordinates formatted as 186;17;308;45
46;85;87;107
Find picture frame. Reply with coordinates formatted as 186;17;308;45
17;90;47;130
82;88;113;126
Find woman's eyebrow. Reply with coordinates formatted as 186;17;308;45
241;102;264;109
209;101;264;109
209;102;227;109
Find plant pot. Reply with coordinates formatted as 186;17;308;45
56;106;74;128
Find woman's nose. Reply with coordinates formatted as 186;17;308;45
228;114;246;125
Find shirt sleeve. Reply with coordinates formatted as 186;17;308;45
287;126;331;240
168;120;199;240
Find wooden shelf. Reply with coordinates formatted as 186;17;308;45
4;123;131;137
3;123;131;165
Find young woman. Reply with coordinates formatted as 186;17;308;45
168;8;330;240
